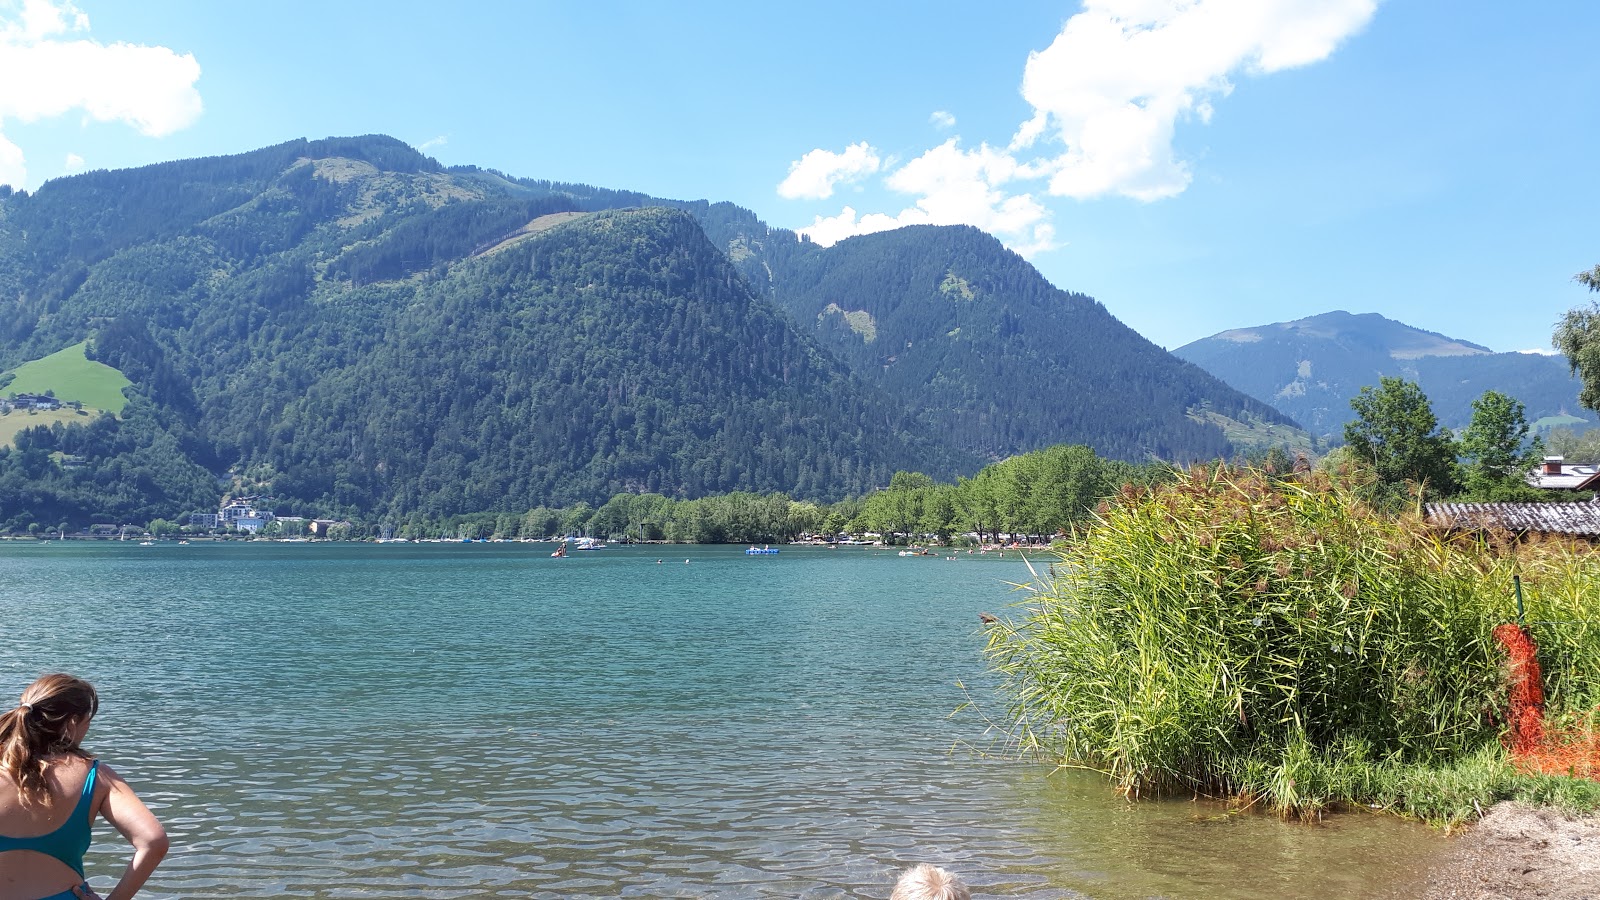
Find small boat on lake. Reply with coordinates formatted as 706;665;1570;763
745;545;779;555
551;542;568;558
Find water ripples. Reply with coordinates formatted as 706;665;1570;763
1;543;1444;898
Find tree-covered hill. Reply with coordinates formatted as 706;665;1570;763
752;224;1297;462
518;184;1299;462
1174;311;1592;439
220;207;945;517
0;134;1296;526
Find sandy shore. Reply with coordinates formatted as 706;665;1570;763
1415;803;1600;899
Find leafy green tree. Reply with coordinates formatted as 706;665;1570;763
919;484;957;542
1344;377;1458;499
1457;390;1541;499
561;502;594;537
1029;444;1113;534
1543;426;1600;463
1555;265;1600;412
954;471;1001;544
860;472;932;543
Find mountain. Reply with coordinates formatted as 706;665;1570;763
734;224;1299;462
0;135;1300;525
1173;311;1591;439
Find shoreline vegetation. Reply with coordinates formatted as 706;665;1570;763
982;464;1600;828
3;443;1180;544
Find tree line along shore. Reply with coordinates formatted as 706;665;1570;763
7;371;1596;545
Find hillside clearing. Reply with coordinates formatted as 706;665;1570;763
473;211;591;257
3;342;130;413
0;406;100;448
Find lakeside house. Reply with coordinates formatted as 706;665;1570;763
1526;456;1600;492
215;496;275;533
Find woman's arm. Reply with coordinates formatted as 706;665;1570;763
95;763;169;900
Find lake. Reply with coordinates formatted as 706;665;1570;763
0;542;1446;898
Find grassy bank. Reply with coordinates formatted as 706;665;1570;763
984;465;1600;824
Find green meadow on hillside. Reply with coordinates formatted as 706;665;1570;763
0;407;96;448
3;342;131;413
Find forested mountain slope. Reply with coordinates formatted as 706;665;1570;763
753;225;1296;461
1174;311;1591;439
0;138;945;522
497;186;1301;463
0;135;1294;525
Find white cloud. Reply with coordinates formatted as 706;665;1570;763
1517;348;1560;356
777;141;881;200
798;139;1057;257
418;134;448;152
0;0;201;187
1014;0;1376;200
62;151;82;172
782;0;1373;256
0;132;23;188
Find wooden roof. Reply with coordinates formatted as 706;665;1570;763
1425;502;1600;537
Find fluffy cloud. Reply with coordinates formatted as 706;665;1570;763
62;151;83;172
1013;0;1377;200
777;141;881;200
798;139;1057;256
0;0;201;187
781;0;1374;256
0;133;22;188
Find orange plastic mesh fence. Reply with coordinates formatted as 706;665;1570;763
1494;622;1600;779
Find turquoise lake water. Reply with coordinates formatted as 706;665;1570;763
0;542;1447;898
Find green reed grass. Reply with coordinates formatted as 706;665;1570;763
985;465;1600;821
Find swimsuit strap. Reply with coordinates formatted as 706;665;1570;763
0;759;98;878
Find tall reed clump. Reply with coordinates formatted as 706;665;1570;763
984;465;1600;819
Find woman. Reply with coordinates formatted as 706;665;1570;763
0;675;167;900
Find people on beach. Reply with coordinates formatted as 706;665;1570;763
0;674;168;900
891;863;970;900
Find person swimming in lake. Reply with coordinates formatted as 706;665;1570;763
891;863;970;900
0;674;167;900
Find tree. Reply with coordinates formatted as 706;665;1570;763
1343;377;1458;499
1029;444;1112;534
1544;426;1600;464
1457;390;1541;500
1554;266;1600;412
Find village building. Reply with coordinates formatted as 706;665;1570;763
9;393;62;411
218;496;275;534
1525;456;1600;492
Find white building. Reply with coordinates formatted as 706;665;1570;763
219;496;275;533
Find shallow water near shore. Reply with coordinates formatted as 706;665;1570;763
0;541;1447;898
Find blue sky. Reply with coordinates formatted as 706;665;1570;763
1;0;1596;354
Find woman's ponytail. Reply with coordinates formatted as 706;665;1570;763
0;674;98;805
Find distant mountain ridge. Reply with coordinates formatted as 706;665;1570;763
1174;311;1589;438
0;134;1303;524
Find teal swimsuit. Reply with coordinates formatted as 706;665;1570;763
0;759;99;888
